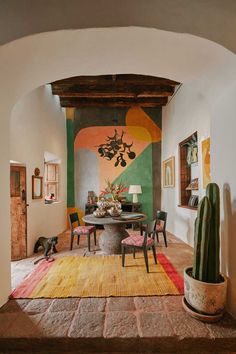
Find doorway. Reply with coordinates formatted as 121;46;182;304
10;165;27;260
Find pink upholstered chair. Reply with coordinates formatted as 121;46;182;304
140;210;168;247
68;212;96;251
121;220;157;273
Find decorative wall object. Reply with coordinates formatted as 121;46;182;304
163;157;175;188
32;168;43;199
97;129;136;167
185;133;198;165
202;138;211;188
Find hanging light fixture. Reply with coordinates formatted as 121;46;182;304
96;129;136;167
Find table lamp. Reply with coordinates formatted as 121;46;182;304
128;185;142;203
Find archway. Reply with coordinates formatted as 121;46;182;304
1;27;236;315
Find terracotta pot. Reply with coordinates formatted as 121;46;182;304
184;267;227;315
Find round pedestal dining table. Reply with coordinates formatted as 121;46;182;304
82;212;146;255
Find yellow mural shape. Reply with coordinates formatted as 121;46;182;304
202;138;211;188
67;207;85;227
66;107;75;120
126;106;162;142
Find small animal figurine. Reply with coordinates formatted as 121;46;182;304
33;236;58;264
34;236;58;257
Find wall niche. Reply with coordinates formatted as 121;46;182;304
179;132;199;210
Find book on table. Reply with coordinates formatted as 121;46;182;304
113;212;144;220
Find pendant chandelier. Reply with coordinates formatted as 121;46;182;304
97;129;136;167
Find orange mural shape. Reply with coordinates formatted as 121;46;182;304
126;106;162;142
74;126;150;190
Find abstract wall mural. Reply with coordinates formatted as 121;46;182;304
66;106;162;222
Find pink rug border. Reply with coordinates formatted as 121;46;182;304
157;253;184;294
10;260;54;299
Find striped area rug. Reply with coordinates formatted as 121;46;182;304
11;253;183;299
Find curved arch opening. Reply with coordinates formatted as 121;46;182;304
1;26;236;317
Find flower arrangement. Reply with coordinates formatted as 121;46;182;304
100;179;128;201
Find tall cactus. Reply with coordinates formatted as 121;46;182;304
192;196;211;281
192;183;220;283
206;183;220;283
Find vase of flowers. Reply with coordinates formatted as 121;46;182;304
97;179;128;216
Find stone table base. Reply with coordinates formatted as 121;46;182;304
99;224;129;254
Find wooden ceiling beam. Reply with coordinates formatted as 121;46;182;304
59;96;168;108
51;85;175;97
51;75;180;87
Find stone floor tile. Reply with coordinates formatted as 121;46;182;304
104;311;139;338
37;311;74;337
0;313;18;335
23;299;53;314
0;299;31;313
163;296;184;312
134;296;165;312
168;311;211;338
49;298;80;312
138;312;174;337
107;297;135;311
78;297;106;312
69;312;105;337
206;313;236;338
1;313;43;337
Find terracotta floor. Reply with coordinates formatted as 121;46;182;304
0;230;235;354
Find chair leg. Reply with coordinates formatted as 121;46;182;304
122;245;125;267
143;248;149;273
88;234;91;252
133;248;135;259
140;223;143;236
155;231;159;244
77;235;80;245
152;245;157;264
70;234;74;251
94;229;96;246
163;231;168;247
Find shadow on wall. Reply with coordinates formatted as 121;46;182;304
221;183;236;312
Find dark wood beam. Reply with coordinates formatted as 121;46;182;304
51;74;180;87
59;96;168;108
51;85;174;98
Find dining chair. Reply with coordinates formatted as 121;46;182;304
68;212;96;251
121;220;157;273
140;210;168;247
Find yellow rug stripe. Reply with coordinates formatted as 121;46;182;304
30;254;180;298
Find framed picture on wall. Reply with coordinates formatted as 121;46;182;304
202;137;211;188
163;156;175;188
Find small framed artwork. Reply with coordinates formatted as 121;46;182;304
163;156;175;188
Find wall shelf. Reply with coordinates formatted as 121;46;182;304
179;132;199;208
178;205;198;211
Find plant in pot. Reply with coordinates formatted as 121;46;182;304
183;183;227;322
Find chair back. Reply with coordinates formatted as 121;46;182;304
156;210;167;230
143;219;157;246
68;212;80;230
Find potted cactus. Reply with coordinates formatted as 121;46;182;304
183;183;227;321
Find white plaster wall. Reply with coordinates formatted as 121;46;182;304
75;148;100;211
162;85;210;246
211;82;236;318
10;85;67;255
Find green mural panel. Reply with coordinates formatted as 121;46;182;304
113;144;153;220
67;119;75;207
